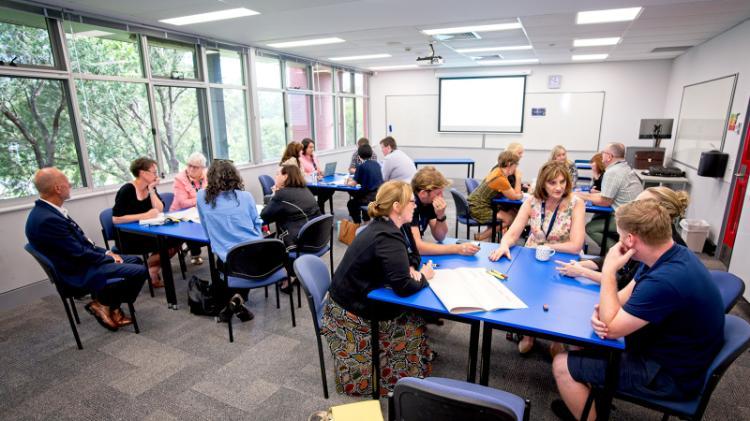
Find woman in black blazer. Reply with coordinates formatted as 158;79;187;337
260;165;321;249
322;180;436;396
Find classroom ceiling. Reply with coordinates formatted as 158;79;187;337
37;0;750;71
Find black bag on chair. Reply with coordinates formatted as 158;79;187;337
187;275;220;316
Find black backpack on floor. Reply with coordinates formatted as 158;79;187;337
187;275;220;316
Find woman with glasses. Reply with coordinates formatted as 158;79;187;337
322;180;436;396
171;152;208;265
112;157;171;288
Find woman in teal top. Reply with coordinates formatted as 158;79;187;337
196;160;263;262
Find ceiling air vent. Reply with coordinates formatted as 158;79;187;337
432;32;481;41
473;54;504;60
651;46;691;53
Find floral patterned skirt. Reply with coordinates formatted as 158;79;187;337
321;299;433;396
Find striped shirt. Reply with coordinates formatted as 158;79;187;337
600;160;643;209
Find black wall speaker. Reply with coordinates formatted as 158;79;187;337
697;150;729;177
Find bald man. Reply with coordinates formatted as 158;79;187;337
25;168;147;331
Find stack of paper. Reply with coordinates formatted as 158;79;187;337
139;213;167;226
428;267;527;314
168;207;200;223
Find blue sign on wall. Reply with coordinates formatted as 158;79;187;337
531;108;546;116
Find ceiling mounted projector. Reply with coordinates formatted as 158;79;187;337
416;43;444;67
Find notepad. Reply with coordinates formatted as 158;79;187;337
330;400;383;421
138;207;200;225
428;267;527;314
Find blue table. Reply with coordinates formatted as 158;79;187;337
367;241;623;419
117;220;215;309
307;173;361;214
491;194;614;256
414;158;475;178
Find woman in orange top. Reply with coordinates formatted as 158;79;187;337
468;151;524;241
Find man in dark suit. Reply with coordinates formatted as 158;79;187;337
26;167;147;331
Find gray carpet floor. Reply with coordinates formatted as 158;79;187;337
1;184;749;421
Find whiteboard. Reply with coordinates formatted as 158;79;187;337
385;92;604;151
486;92;604;151
672;75;737;169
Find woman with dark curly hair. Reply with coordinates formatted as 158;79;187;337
196;160;263;263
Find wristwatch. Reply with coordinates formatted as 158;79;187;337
436;215;447;222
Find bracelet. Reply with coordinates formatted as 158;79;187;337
436;215;447;222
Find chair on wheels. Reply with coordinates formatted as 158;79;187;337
287;214;334;307
465;178;480;195
709;270;745;312
99;208;154;297
221;239;295;342
259;174;275;204
588;314;750;421
450;188;492;240
24;243;141;350
158;192;188;280
390;377;530;421
293;254;332;399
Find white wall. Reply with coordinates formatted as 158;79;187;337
369;60;673;181
663;20;750;244
0;148;355;295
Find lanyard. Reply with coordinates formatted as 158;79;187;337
186;171;201;192
540;199;562;239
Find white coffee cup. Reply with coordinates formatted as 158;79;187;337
535;245;556;262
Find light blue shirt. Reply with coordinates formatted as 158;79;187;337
196;189;263;261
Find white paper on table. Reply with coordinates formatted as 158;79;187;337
428;267;527;314
139;213;166;225
168;207;200;223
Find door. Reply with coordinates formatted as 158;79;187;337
727;106;750;300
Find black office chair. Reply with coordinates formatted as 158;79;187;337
221;239;295;342
390;377;530;421
24;243;140;349
450;188;491;239
287;214;334;307
99;208;154;297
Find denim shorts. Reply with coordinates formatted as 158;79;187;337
567;349;687;400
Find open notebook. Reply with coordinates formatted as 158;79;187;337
429;267;527;314
138;207;200;225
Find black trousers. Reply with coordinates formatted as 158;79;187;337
347;191;376;224
88;255;148;308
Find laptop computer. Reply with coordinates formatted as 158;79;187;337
323;162;337;177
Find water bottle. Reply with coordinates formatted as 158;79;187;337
336;220;341;234
312;170;318;185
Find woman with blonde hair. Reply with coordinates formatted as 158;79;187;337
556;186;689;287
550;145;578;186
322;180;435;396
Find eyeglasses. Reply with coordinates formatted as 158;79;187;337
187;164;204;169
213;158;234;164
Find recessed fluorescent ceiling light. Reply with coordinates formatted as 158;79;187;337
329;54;392;61
455;45;532;53
576;7;642;24
422;22;522;35
478;59;539;65
572;53;609;61
369;64;419;71
267;37;345;48
160;8;260;26
573;37;621;47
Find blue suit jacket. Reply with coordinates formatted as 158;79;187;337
26;200;114;289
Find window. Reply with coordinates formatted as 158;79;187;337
288;94;312;142
210;88;250;163
313;64;333;92
258;91;285;161
64;22;142;77
206;48;243;86
0;77;81;199
0;7;55;68
285;62;309;90
340;97;356;146
354;73;364;95
314;94;335;151
75;80;155;186
148;39;197;80
256;55;281;89
356;97;367;139
337;70;352;93
153;86;207;173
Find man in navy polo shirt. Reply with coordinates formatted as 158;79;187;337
551;199;724;421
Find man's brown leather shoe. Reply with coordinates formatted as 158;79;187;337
111;308;133;327
84;301;119;331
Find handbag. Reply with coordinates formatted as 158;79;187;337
338;219;360;245
187;275;220;316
